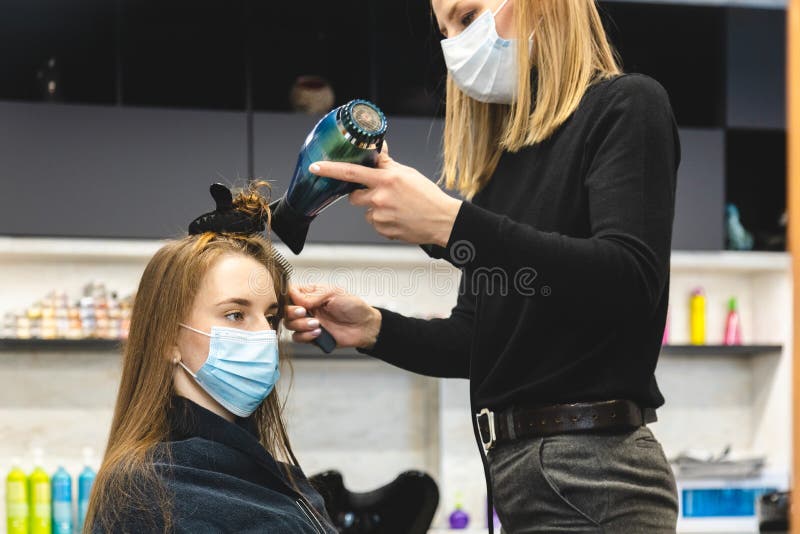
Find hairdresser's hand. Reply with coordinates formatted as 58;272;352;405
309;145;463;246
284;284;382;350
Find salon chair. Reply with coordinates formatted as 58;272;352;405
309;470;439;534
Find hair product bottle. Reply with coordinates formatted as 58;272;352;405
723;297;742;346
77;448;96;533
6;459;29;534
51;466;72;534
689;288;706;345
28;449;51;534
448;491;469;529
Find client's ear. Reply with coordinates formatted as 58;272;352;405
169;345;182;365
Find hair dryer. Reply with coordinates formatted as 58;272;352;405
269;99;388;254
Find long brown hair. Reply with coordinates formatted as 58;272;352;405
441;0;622;198
84;182;301;533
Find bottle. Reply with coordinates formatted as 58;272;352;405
726;203;754;251
448;491;469;529
77;448;96;533
28;449;51;534
689;288;706;345
724;297;742;346
51;466;72;534
6;459;29;534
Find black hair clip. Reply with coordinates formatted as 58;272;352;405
188;183;265;236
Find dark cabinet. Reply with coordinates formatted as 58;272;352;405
119;0;247;110
727;8;786;130
0;0;117;105
600;2;728;128
0;1;788;250
600;1;787;249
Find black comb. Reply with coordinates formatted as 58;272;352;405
271;249;337;354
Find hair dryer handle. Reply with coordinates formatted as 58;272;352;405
312;324;337;353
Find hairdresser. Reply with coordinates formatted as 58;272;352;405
286;1;680;532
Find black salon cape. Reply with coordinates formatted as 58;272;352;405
93;396;337;533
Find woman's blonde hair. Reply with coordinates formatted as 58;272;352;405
84;181;306;533
441;0;622;198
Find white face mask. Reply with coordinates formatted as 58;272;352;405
440;0;527;104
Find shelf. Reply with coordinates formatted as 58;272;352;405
669;251;790;273
661;344;783;356
676;516;759;533
0;237;790;272
0;338;123;351
0;338;368;360
0;236;428;267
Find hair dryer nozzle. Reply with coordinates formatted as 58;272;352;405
268;197;315;255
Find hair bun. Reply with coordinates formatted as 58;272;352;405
188;183;266;236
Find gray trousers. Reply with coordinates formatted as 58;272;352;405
486;425;678;533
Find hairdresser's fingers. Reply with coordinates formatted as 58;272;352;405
375;140;391;166
284;304;307;319
284;316;323;333
286;304;306;317
287;286;329;311
292;329;322;344
309;161;384;188
288;284;342;311
348;188;374;207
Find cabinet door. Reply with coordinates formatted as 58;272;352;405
672;129;726;250
726;7;786;130
0;101;248;239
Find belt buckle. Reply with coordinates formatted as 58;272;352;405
476;408;497;452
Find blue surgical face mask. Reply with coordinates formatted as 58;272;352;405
178;323;280;418
440;0;531;104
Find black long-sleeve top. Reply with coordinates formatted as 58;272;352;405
359;74;680;413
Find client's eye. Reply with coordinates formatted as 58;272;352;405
461;10;477;27
224;311;245;322
266;314;278;329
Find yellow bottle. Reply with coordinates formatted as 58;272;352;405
28;449;51;534
6;460;29;534
690;288;706;345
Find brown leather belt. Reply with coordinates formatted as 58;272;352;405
476;399;657;451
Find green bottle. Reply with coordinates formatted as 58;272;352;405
28;449;51;534
6;459;29;534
